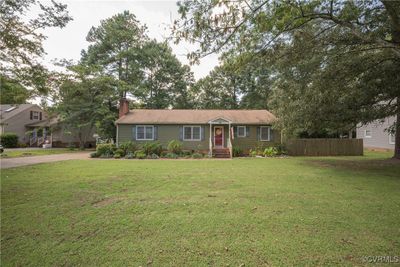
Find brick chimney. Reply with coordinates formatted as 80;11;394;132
119;98;129;118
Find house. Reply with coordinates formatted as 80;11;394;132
356;116;396;150
115;99;280;157
0;104;96;148
0;104;47;144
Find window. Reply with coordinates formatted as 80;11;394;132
389;133;395;144
364;130;372;138
260;126;270;141
31;111;39;120
183;126;201;141
136;125;154;140
237;126;246;137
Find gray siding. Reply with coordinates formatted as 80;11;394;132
117;124;281;152
356;116;395;150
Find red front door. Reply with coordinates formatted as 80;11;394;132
214;126;224;147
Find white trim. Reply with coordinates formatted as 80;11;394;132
364;129;372;138
389;133;395;145
214;125;224;147
208;117;232;124
237;126;246;137
183;125;201;141
136;125;154;140
260;126;271;141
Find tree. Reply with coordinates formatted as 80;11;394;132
55;64;118;148
173;0;400;158
0;75;30;104
0;0;72;94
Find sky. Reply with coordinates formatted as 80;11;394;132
36;0;220;80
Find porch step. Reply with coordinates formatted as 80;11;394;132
213;148;231;158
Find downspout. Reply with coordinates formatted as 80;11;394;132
116;123;119;148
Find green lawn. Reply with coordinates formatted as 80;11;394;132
1;152;399;266
0;148;86;158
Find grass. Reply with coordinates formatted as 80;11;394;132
1;151;399;266
0;148;86;158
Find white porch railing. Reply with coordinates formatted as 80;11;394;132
29;136;37;146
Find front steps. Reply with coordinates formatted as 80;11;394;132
213;148;231;158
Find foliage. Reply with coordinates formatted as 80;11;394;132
167;140;183;154
0;75;30;104
0;133;18;148
180;150;192;157
173;0;400;158
263;147;278;157
192;153;203;159
249;150;258;158
113;153;121;159
90;152;99;158
114;148;125;157
164;152;178;159
134;150;146;159
96;143;116;156
232;146;243;157
119;141;137;154
147;153;160;159
142;142;162;156
125;151;135;159
0;0;72;95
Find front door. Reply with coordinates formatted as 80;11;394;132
214;126;224;147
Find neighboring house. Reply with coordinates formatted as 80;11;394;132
0;104;96;147
356;116;396;150
0;104;47;143
116;99;280;158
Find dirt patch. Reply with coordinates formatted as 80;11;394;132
92;197;121;208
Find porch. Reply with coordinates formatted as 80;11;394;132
208;117;233;158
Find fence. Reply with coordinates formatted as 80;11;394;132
286;138;363;156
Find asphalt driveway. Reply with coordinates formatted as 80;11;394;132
0;152;91;169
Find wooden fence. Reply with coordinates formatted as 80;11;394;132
286;138;363;156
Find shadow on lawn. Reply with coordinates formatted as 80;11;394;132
306;156;400;178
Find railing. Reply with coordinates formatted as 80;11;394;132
37;136;45;146
29;137;37;146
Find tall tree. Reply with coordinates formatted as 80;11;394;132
0;0;72;94
0;75;30;104
173;0;400;158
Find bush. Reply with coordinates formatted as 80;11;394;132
0;133;18;148
125;151;135;159
99;152;113;158
96;143;116;156
263;147;278;157
150;153;159;159
114;148;125;157
165;152;178;159
192;152;203;159
18;143;28;148
119;141;137;155
232;146;243;157
167;140;182;154
142;142;163;156
180;150;192;157
113;153;121;159
160;151;168;157
67;143;76;151
90;152;99;158
134;150;146;159
249;150;258;157
275;144;287;155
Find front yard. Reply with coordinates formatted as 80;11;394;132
1;152;399;266
0;148;87;158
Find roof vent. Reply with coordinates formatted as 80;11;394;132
5;106;17;112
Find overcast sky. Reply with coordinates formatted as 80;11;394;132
37;0;219;80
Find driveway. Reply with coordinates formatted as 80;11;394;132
0;152;91;169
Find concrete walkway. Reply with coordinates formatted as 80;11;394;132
0;152;91;169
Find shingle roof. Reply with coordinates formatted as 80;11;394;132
0;104;36;122
116;109;276;125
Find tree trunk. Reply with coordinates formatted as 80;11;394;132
394;102;400;159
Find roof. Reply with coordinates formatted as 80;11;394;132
0;104;37;122
116;109;276;125
25;116;59;127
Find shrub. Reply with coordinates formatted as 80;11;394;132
99;152;113;158
142;142;163;156
96;143;115;156
119;141;137;154
180;150;192;157
275;144;287;155
90;152;99;158
263;147;278;157
160;151;168;157
150;153;159;159
232;146;243;157
114;148;125;157
167;140;182;154
18;143;28;148
134;150;146;159
113;153;121;159
249;150;258;157
0;133;18;148
165;152;178;159
192;152;203;159
125;151;135;159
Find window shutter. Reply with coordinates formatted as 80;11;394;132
201;126;205;141
269;128;272;141
233;126;237;137
246;126;250;137
39;112;42;120
30;111;33;120
257;127;260;141
179;126;183;141
132;126;136;140
153;126;158;140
